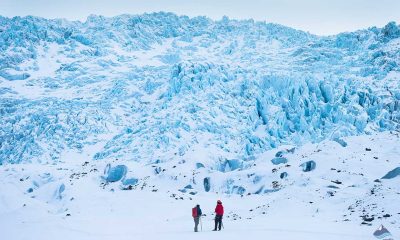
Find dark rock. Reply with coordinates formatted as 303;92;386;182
361;222;372;225
203;177;210;192
362;215;374;222
331;180;342;184
154;166;162;174
280;172;288;179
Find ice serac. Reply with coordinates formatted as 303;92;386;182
0;13;399;166
54;183;65;200
102;164;128;182
381;167;400;179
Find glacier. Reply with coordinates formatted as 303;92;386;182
0;12;399;167
1;12;400;239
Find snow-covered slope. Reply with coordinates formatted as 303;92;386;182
1;132;399;240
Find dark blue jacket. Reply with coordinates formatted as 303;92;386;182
196;205;202;216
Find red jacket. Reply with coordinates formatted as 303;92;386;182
215;203;224;216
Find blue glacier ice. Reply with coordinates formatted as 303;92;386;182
0;12;399;166
122;178;138;185
54;183;65;200
271;157;288;165
301;161;317;172
231;185;246;195
219;159;243;172
333;138;348;147
381;167;400;179
102;164;128;182
195;163;205;169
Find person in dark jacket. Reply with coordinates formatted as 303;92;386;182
213;200;224;231
193;204;202;232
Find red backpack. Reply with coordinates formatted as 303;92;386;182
192;207;198;217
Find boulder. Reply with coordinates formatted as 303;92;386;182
275;148;295;157
103;164;128;182
196;163;205;169
300;161;316;172
122;178;138;186
271;157;288;165
203;177;211;192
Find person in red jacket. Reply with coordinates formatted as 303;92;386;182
213;200;224;231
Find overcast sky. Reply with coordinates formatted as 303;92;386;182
1;0;399;35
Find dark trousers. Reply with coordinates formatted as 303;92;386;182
214;215;223;230
194;217;200;232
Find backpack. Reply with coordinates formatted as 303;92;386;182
192;207;198;217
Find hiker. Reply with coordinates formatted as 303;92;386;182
213;200;224;231
192;204;202;232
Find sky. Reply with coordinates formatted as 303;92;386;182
0;0;399;35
